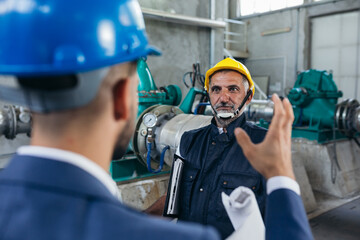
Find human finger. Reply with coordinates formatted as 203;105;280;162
268;94;285;132
283;98;294;133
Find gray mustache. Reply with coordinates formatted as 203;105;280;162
213;103;235;110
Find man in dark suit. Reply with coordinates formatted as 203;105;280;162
0;0;217;239
0;0;313;239
235;94;314;240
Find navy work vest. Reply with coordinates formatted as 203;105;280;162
178;114;267;239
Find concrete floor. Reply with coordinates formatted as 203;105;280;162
309;191;360;240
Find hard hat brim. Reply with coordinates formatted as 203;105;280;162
146;46;162;56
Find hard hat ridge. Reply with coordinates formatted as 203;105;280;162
0;0;160;76
0;0;161;112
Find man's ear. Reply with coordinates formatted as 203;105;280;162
113;78;130;121
247;91;253;104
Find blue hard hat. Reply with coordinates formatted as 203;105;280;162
0;0;160;76
0;0;161;112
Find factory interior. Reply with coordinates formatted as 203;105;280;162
1;0;360;239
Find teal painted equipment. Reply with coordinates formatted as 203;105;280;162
179;87;206;113
287;69;348;142
251;69;360;143
137;59;182;115
111;58;183;182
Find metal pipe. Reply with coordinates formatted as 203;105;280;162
223;48;233;58
224;39;244;44
133;105;212;167
0;109;7;136
156;114;212;165
0;105;31;139
209;0;216;68
252;81;268;100
244;100;274;122
224;31;243;37
141;7;226;29
223;18;245;25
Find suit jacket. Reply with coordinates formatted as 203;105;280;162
0;154;219;240
266;189;314;240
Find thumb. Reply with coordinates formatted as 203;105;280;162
234;128;254;155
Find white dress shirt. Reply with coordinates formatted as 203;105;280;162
267;176;300;195
17;146;122;201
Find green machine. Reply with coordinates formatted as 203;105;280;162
137;59;182;115
252;69;360;143
110;58;184;182
288;69;344;142
287;69;360;143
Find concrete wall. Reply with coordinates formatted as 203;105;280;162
139;0;225;97
239;0;360;96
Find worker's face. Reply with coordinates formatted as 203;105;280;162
209;70;251;127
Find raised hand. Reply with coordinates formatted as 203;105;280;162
234;94;295;180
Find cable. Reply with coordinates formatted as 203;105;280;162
193;63;205;86
146;142;153;173
146;142;168;174
182;72;193;88
182;63;205;88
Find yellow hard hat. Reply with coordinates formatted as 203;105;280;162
204;58;255;95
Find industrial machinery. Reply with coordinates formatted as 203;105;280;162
137;58;182;115
133;69;360;172
287;69;360;142
2;67;360;181
111;58;185;181
0;105;31;139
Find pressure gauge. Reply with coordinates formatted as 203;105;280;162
143;113;157;127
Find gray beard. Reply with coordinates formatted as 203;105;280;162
215;112;240;127
213;106;246;128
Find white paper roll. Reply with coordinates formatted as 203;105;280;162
222;186;265;240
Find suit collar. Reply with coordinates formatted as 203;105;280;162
16;146;120;199
0;155;118;203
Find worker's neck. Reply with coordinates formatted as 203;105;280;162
30;127;113;172
215;116;234;128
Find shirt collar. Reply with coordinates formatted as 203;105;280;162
17;146;121;202
211;113;246;138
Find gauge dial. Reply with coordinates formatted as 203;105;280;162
143;113;157;127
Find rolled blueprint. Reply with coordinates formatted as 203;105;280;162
222;186;265;240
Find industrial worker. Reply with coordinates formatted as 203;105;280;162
176;58;268;239
146;58;267;238
0;0;217;239
0;1;312;240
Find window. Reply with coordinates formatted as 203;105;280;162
240;0;304;16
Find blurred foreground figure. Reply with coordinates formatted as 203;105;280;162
0;0;218;239
0;0;313;239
